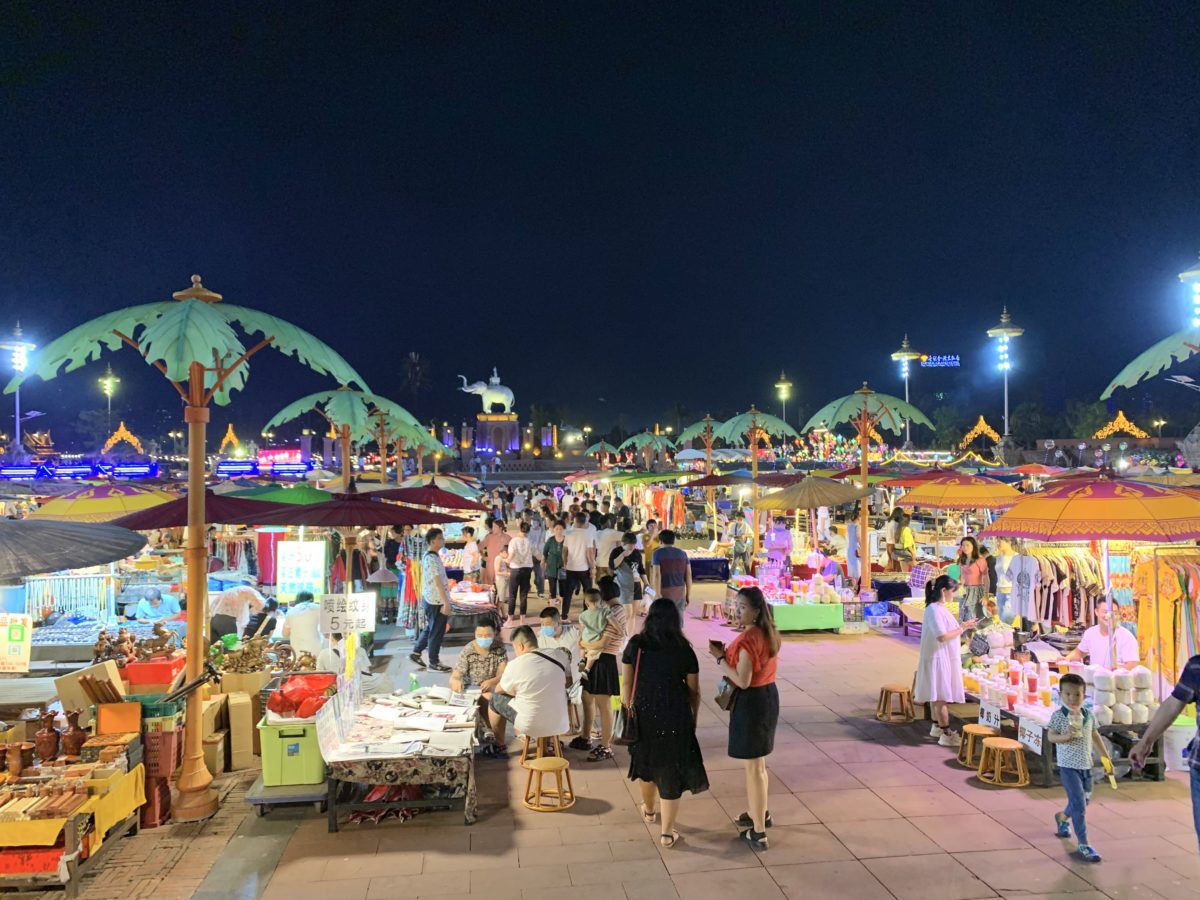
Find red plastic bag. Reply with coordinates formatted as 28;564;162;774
296;695;329;719
279;673;337;705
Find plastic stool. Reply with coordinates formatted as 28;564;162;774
976;736;1030;787
519;735;563;769
875;684;915;723
523;757;575;811
957;723;999;768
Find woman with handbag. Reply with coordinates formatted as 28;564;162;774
708;586;780;850
620;597;708;849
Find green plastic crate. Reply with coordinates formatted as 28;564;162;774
257;716;325;787
126;693;185;718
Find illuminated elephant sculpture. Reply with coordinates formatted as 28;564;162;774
458;371;515;414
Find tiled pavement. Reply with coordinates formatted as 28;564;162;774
77;583;1198;900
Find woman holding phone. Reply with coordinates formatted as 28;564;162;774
914;573;976;749
707;586;780;851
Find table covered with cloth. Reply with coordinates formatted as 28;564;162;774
31;619;189;662
326;752;477;825
688;557;730;581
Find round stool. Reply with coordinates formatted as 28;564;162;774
875;684;915;723
523;757;576;811
976;737;1030;788
519;735;563;769
957;724;999;769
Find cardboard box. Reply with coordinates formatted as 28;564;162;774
55;661;126;728
96;701;141;735
219;671;273;697
203;729;228;775
202;694;228;737
250;693;263;756
226;692;255;771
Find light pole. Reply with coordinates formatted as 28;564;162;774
1153;418;1166;439
775;372;792;425
987;307;1024;437
890;335;922;448
0;324;36;462
98;364;120;434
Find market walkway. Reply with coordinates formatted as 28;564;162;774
82;583;1198;900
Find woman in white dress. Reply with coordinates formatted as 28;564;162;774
913;574;977;749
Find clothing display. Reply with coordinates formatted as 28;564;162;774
1132;549;1200;687
210;534;257;576
1005;553;1042;624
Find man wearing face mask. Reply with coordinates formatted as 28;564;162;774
536;606;583;734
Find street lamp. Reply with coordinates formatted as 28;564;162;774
890;335;922;447
0;324;37;462
774;372;792;425
98;364;120;434
1152;418;1167;438
986;307;1024;437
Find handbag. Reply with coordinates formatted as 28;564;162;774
715;676;740;712
613;649;641;746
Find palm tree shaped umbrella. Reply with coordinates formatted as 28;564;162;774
5;273;363;821
265;388;422;487
712;407;801;550
803;384;932;589
679;416;727;539
618;431;677;453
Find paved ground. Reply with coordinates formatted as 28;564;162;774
75;582;1198;900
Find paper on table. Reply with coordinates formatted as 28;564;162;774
387;731;432;743
393;715;446;732
426;685;452;701
365;706;403;722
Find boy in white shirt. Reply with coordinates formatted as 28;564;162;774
461;526;482;583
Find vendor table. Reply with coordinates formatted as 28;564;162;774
31;620;189;664
770;603;844;632
0;677;59;720
959;694;1165;788
326;752;477;830
870;577;912;606
688;557;730;581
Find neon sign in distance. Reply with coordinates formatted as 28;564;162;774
919;355;961;368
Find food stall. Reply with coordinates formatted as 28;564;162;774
727;574;850;632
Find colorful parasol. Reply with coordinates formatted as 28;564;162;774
0;520;148;579
108;490;293;530
831;466;892;484
30;483;176;523
398;474;482;499
881;467;955;489
372;484;489;512
899;474;1023;511
232;484;332;505
1010;463;1067;477
982;477;1200;542
236;490;465;529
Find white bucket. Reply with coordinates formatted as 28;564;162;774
1164;724;1194;772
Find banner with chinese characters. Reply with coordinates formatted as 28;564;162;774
276;541;326;601
320;592;376;634
0;614;33;674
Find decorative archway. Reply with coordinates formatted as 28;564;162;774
1094;410;1149;440
102;421;144;455
218;423;239;455
959;415;1001;449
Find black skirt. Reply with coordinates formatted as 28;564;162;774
728;682;779;759
583;652;620;696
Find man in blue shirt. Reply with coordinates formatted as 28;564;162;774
410;528;453;672
1133;654;1200;849
651;529;691;623
134;588;180;623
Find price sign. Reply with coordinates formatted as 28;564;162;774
0;614;32;674
979;703;1002;730
1018;717;1044;755
276;541;326;600
320;591;376;634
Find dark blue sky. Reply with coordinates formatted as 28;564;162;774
2;3;1198;440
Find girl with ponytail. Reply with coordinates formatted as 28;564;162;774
914;574;977;748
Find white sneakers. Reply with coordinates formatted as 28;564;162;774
938;731;962;748
930;724;944;738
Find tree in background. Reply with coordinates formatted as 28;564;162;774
401;351;431;405
1062;400;1110;439
1009;400;1051;449
928;404;967;450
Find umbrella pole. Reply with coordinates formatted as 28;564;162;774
341;424;351;487
858;403;871;593
174;366;218;821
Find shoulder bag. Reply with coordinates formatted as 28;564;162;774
613;648;641;746
714;642;741;711
532;649;572;690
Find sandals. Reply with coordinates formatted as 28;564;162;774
660;830;680;849
736;811;773;829
641;804;658;824
740;827;768;850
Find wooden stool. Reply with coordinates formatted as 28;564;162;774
957;724;999;769
700;599;724;620
976;737;1030;787
519;735;563;769
875;684;915;723
523;757;575;811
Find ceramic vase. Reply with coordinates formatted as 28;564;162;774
35;712;60;762
61;710;87;759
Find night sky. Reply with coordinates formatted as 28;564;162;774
2;4;1199;443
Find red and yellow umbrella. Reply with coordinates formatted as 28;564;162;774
899;474;1023;511
982;477;1200;542
30;484;177;523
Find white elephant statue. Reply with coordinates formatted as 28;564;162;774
458;374;515;414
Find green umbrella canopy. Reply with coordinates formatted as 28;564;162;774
618;432;676;452
264;388;420;443
713;410;799;446
585;441;618;455
677;418;726;445
5;290;365;405
802;390;932;435
239;484;332;505
1101;327;1200;399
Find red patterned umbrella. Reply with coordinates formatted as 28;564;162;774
109;490;292;530
372;485;489;512
881;467;954;489
238;490;464;528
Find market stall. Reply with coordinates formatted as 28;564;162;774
727;574;851;632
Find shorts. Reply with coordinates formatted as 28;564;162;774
489;692;517;724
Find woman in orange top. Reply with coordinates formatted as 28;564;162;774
708;586;780;850
957;537;989;623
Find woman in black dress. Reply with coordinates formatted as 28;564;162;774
621;597;709;849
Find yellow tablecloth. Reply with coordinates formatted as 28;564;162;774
0;764;143;849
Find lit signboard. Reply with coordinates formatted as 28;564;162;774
276;541;326;601
920;355;961;368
